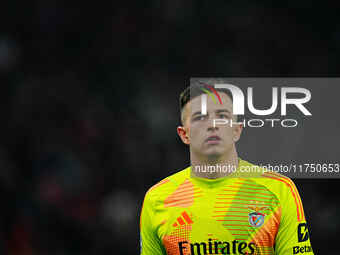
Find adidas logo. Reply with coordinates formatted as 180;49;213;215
173;211;193;227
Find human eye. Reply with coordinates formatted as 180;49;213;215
192;114;206;121
218;114;230;119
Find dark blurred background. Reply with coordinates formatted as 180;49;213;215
1;1;339;254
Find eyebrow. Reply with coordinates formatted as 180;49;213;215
216;109;231;114
191;109;232;117
192;111;204;117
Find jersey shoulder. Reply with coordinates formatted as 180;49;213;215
144;166;191;201
245;160;301;205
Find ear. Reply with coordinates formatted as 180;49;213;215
232;123;243;143
177;126;190;145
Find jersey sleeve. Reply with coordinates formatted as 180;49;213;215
139;191;167;255
274;179;314;255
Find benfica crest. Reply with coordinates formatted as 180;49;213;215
248;212;265;227
248;205;267;227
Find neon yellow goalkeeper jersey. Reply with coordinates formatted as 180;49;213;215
140;159;313;255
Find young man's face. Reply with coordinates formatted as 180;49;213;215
178;92;243;159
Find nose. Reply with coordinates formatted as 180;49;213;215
207;118;219;132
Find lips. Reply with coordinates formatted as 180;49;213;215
205;135;221;143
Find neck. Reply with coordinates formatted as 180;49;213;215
190;146;239;179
